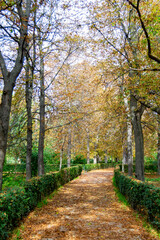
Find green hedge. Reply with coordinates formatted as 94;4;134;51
84;163;115;171
3;164;81;174
119;164;157;173
3;164;26;173
0;165;82;240
114;170;160;229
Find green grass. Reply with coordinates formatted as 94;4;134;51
37;198;48;208
10;224;24;240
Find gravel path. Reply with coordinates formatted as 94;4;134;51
10;169;159;240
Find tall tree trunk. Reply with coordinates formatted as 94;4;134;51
38;32;45;176
87;129;90;164
0;84;13;190
67;125;71;168
121;79;133;176
97;154;100;163
93;156;97;164
26;2;36;180
59;132;66;170
25;59;32;180
127;118;133;176
122;145;128;173
104;150;108;163
158;116;160;175
124;96;133;176
0;1;31;190
130;94;145;181
59;147;63;171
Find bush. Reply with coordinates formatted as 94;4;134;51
0;165;83;239
72;155;87;165
119;164;158;173
84;163;115;171
3;164;26;174
114;170;160;229
145;164;157;173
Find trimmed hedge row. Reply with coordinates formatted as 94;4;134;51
0;165;82;240
114;170;160;229
119;164;157;173
3;164;82;174
3;164;26;173
84;162;115;171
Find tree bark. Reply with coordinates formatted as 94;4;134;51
87;129;90;164
38;31;45;176
0;83;13;190
122;145;128;173
26;3;36;179
130;94;145;181
104;150;108;163
157;116;160;175
25;58;32;180
93;156;97;164
127;118;133;176
59;132;66;170
123;95;133;176
59;147;63;170
67;125;71;168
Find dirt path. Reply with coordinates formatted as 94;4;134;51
11;169;159;240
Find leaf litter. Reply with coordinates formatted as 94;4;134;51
10;169;159;240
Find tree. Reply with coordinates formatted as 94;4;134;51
25;0;37;180
0;0;31;190
87;0;147;180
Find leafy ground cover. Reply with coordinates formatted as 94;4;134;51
10;169;159;240
2;174;25;190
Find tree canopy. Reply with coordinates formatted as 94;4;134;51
0;0;160;188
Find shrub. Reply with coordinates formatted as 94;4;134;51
72;155;87;165
145;164;157;173
3;164;26;174
119;164;158;173
0;165;82;239
84;163;115;171
114;170;160;229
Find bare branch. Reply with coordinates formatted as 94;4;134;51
126;0;160;64
45;47;79;91
93;24;128;60
129;67;160;72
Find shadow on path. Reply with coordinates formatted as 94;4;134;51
10;169;158;240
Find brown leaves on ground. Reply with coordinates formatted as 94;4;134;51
10;169;159;240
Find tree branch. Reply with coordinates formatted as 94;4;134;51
132;92;160;115
126;0;160;64
45;47;78;91
93;24;128;60
0;51;8;81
